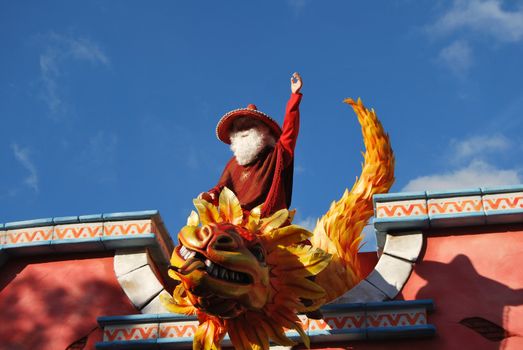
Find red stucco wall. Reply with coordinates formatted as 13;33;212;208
357;251;379;280
399;225;523;350
0;253;137;350
304;225;523;350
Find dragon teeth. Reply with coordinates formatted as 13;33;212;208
205;262;247;283
179;245;197;260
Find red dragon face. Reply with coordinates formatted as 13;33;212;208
170;222;270;318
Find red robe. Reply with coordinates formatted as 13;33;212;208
208;93;302;217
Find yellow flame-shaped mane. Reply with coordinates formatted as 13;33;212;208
312;98;395;301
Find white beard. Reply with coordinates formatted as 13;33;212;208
230;126;275;166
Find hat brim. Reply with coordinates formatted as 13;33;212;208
216;108;282;144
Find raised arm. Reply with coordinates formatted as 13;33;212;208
279;72;303;157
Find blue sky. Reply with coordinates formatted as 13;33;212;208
1;1;522;250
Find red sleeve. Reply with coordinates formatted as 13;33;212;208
278;93;302;162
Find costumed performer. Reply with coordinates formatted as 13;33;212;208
200;72;303;217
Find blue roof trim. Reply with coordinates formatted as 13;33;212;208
157;335;233;342
373;191;426;203
372;185;523;232
321;302;366;312
5;217;54;229
79;214;104;222
156;336;193;343
374;215;429;223
484;209;523;215
426;188;481;198
96;339;157;349
101;234;157;250
51;237;103;245
309;328;367;337
0;210;173;269
1;210;161;229
3;241;53;249
98;314;160;326
156;313;198;321
103;210;159;221
50;238;105;253
320;299;435;313
98;313;198;326
365;299;435;312
429;212;485;220
52;216;79;224
481;184;523;194
374;216;429;231
3;240;54;256
367;324;436;338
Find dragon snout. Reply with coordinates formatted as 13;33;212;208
180;225;214;250
210;234;239;251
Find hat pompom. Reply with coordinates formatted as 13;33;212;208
247;104;257;110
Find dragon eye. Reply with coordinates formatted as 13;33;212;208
249;244;265;263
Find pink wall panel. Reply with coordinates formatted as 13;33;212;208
0;253;138;349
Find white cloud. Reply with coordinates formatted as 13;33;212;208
287;0;309;15
403;159;521;192
429;0;523;42
38;33;109;118
403;134;521;192
450;134;510;161
438;40;473;76
68;37;110;65
12;144;39;192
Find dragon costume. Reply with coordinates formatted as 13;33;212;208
161;98;395;349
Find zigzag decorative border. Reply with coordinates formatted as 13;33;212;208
376;200;427;218
3;220;155;245
428;197;483;215
483;192;523;210
104;323;159;341
96;300;435;348
0;211;172;260
373;185;523;231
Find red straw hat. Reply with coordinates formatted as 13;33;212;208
216;104;282;144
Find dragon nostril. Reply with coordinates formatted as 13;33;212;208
197;226;212;241
216;236;233;245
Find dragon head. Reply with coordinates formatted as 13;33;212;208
161;187;331;349
171;221;270;318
